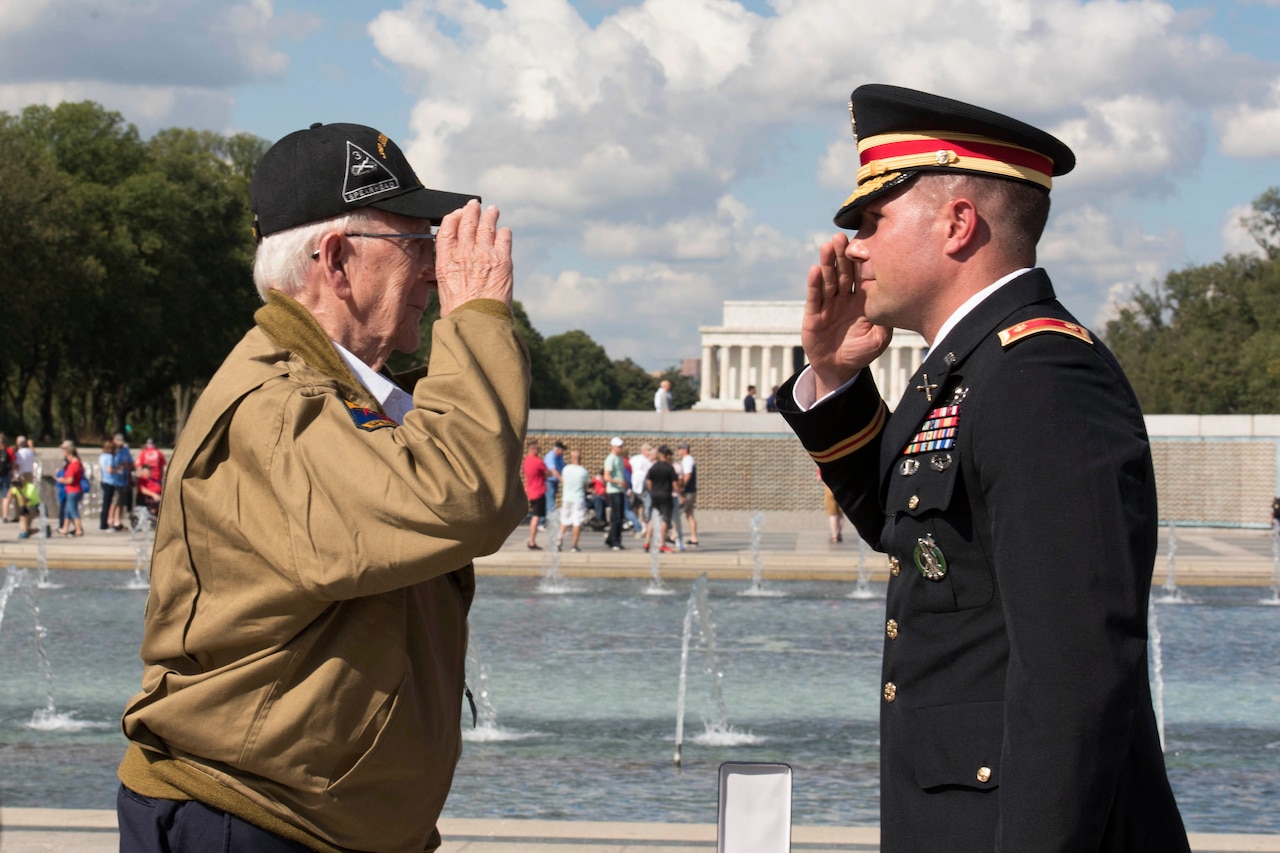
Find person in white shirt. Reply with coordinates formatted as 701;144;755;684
557;449;591;552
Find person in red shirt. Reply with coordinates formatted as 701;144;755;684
522;440;549;550
136;463;162;518
137;438;166;484
56;440;86;536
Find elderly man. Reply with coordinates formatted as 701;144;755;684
778;86;1188;851
117;122;529;853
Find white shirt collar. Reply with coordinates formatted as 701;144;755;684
929;267;1031;356
332;341;414;425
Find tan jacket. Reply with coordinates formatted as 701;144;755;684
120;292;529;852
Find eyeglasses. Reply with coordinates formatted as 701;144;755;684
311;231;435;260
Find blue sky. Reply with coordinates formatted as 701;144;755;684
2;0;1278;370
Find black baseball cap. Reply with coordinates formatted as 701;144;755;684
834;85;1075;229
249;122;480;241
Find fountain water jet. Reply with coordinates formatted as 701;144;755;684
673;574;760;765
644;541;673;596
848;539;877;600
537;509;583;595
740;511;783;598
1157;521;1192;604
1262;523;1280;606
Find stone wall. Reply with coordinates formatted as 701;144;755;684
529;411;1280;527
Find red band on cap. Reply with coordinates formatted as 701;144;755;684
861;133;1053;178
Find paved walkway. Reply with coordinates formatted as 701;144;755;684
1;513;1277;850
2;509;1277;587
2;808;1278;852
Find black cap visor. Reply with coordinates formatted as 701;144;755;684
370;185;481;226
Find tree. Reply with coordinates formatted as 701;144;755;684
1105;188;1280;413
545;330;621;409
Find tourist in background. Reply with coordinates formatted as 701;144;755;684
542;439;565;525
743;384;757;412
14;436;36;481
766;386;780;412
55;441;84;537
8;473;41;539
820;469;842;544
523;439;550;550
110;433;134;529
654;378;673;412
628;442;655;541
137;437;166;484
603;437;628;550
0;433;13;523
677;441;699;547
778;84;1188;850
643;445;680;553
98;439;120;531
135;463;162;517
557;449;590;552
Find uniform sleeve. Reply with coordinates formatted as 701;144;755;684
971;335;1156;849
269;307;531;600
778;369;888;546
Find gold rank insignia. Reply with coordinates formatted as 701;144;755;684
998;317;1093;348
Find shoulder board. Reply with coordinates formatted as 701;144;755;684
345;400;397;432
998;318;1093;348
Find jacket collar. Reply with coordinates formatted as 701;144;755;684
879;269;1056;467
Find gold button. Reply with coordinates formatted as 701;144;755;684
888;556;900;577
976;766;992;783
883;682;897;703
886;619;899;639
908;495;920;510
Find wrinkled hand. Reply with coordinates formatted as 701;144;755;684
802;233;892;397
435;200;513;318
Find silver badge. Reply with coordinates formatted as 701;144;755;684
900;458;919;476
950;386;969;405
930;453;953;472
914;534;948;581
944;351;957;365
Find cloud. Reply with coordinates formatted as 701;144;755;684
1221;203;1267;258
1039;204;1186;329
1217;78;1280;158
0;0;311;134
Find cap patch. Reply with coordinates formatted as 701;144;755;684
343;141;400;204
345;400;397;432
998;318;1093;348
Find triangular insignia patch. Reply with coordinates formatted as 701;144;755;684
342;141;400;204
345;400;397;432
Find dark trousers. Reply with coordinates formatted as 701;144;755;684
100;484;117;529
606;492;626;546
117;784;312;852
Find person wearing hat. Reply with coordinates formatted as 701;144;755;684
603;436;628;550
777;85;1188;851
117;122;530;853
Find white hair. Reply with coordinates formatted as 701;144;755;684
252;210;382;302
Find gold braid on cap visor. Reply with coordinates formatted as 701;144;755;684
855;131;1054;190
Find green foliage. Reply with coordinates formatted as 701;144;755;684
0;101;262;441
1105;189;1280;413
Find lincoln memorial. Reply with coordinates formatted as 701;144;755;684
695;300;928;410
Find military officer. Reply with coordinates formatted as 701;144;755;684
777;85;1190;851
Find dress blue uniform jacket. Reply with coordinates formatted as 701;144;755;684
779;270;1189;852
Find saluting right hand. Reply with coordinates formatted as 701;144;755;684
434;200;513;318
802;232;892;398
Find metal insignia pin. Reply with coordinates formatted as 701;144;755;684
929;453;953;472
900;458;919;476
950;386;968;405
944;351;957;365
914;534;948;581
